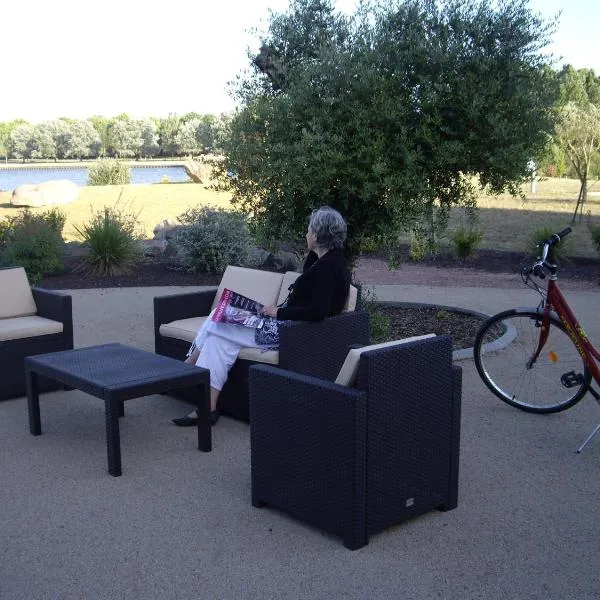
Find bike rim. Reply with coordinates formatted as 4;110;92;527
475;311;590;413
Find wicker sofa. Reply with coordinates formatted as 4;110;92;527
153;265;369;422
249;334;462;549
0;267;73;400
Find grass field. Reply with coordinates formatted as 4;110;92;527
1;178;599;258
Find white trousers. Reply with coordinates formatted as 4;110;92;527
188;310;259;391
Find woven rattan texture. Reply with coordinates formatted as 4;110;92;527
1;288;73;400
356;336;455;534
250;366;367;544
248;335;461;549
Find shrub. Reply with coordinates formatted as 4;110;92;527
73;206;141;275
87;159;131;186
0;209;65;283
357;285;391;343
529;226;571;263
451;227;483;260
175;206;252;274
589;224;600;256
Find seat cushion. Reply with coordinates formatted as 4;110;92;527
334;334;436;387
211;266;284;311
159;316;279;365
0;267;37;319
0;315;64;341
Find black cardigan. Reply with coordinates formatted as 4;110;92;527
276;248;351;322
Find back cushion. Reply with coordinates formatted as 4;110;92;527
343;285;358;312
334;334;436;387
0;267;37;319
211;266;285;310
277;271;301;305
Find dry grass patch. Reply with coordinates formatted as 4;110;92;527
1;177;599;257
448;178;600;258
0;183;234;241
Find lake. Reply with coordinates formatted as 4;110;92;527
0;165;189;191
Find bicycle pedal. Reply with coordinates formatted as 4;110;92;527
561;371;585;388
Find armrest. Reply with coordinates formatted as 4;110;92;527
153;289;216;327
32;287;73;348
278;309;370;382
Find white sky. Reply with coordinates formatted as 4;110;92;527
1;0;598;123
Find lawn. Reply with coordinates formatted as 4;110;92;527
1;177;599;258
0;182;234;241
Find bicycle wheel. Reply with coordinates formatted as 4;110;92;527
474;309;591;413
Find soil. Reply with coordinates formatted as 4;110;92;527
35;247;599;351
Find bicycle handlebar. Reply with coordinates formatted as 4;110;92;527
522;227;572;281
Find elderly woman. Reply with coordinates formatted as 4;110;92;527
173;205;351;426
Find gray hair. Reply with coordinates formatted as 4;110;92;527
309;206;347;249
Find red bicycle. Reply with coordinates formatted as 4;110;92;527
474;228;600;452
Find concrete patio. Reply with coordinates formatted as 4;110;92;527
1;281;599;599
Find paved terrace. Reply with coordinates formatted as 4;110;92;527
1;280;599;599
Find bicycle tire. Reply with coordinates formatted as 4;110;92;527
474;309;591;414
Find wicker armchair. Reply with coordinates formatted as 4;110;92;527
154;287;369;422
0;267;73;400
249;335;462;549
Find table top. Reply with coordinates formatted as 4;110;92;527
25;343;206;397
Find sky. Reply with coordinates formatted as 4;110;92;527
1;0;598;123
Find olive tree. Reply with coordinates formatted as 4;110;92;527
219;0;559;261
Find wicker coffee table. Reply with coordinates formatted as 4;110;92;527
25;343;211;476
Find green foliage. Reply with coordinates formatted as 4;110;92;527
588;224;600;256
175;206;252;274
358;285;391;343
0;208;65;283
87;159;131;186
451;227;484;260
529;226;572;263
218;0;559;263
73;206;141;275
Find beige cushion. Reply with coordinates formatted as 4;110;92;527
277;271;301;305
334;334;436;387
0;267;37;319
238;347;279;365
159;316;279;365
211;266;284;310
0;315;64;341
160;317;208;343
344;285;358;312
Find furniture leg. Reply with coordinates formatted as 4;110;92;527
105;397;122;477
26;369;42;436
196;383;212;452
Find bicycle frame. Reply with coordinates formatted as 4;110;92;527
536;277;600;385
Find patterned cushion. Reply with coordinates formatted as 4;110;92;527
0;267;37;319
334;334;436;387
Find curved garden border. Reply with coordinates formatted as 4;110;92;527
376;301;492;361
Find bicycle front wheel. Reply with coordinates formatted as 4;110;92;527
474;309;591;413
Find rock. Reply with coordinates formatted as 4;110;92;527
244;248;274;269
272;250;301;272
153;219;180;240
11;180;79;208
138;239;168;257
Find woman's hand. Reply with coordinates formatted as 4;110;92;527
262;305;279;318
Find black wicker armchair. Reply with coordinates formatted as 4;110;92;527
249;335;462;550
0;267;73;400
154;288;370;422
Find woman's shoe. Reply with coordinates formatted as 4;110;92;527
172;411;220;427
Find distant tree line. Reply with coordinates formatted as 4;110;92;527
0;112;231;162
